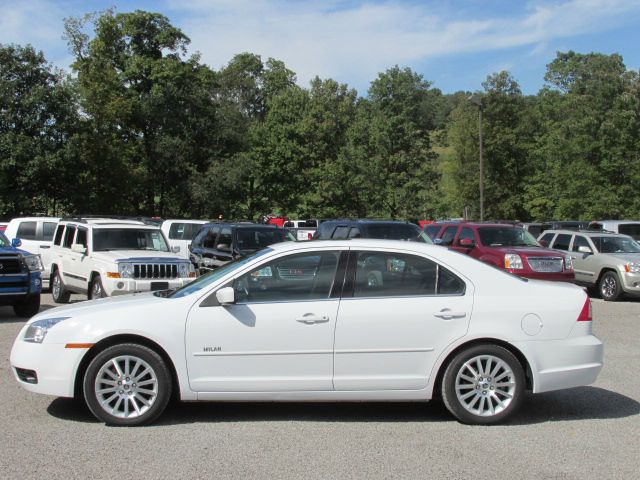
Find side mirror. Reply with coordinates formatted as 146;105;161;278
11;238;22;248
216;243;231;252
171;245;181;253
71;243;87;254
216;286;235;305
577;245;593;254
539;239;548;248
459;238;475;248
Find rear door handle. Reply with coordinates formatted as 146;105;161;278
433;309;467;320
296;314;329;324
40;245;50;249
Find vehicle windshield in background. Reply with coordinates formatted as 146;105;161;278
0;232;9;247
618;224;640;240
236;229;295;254
366;225;433;244
591;236;640;254
93;229;169;252
478;227;539;247
169;249;271;298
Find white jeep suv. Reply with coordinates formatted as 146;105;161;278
50;218;195;302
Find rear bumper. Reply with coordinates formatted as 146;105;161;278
514;334;603;393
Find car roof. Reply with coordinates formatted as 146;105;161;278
595;220;640;226
8;217;60;222
541;229;627;238
322;219;414;226
163;219;208;223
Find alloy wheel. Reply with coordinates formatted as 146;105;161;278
454;354;516;417
94;355;158;419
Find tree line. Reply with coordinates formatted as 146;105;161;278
1;10;639;222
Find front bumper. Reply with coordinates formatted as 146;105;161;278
621;272;640;295
103;276;194;296
10;337;86;398
514;334;603;393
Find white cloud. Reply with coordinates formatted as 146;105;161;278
167;0;640;90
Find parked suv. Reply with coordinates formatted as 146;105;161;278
50;218;195;302
538;229;640;301
0;232;43;317
314;220;432;243
586;220;640;241
160;219;208;259
189;222;295;273
430;222;574;282
4;217;59;288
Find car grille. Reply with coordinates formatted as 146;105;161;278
133;263;179;279
0;257;23;274
527;257;564;273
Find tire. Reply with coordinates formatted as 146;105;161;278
13;295;41;318
441;344;525;425
599;271;622;302
89;275;106;300
51;270;71;303
83;343;172;426
586;286;600;299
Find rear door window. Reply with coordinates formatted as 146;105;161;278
42;222;57;241
63;226;77;248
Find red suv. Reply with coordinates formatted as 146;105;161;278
427;222;575;282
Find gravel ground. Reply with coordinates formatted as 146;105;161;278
0;294;638;480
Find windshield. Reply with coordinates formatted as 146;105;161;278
591;236;640;254
365;225;433;244
236;229;295;255
0;232;9;247
478;227;539;247
93;228;169;252
169;249;272;298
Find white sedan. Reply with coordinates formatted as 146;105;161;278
10;240;603;426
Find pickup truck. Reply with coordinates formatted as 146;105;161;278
0;232;43;317
283;220;317;241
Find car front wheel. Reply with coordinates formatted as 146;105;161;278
51;270;71;303
441;344;525;425
83;344;172;426
90;275;106;300
599;271;622;301
13;294;41;318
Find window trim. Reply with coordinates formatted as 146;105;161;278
342;249;467;299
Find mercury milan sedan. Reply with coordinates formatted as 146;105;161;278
10;240;603;426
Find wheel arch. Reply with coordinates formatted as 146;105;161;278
431;337;533;399
74;334;181;402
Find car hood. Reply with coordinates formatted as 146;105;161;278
92;250;188;262
598;252;640;263
0;247;33;256
28;292;162;323
485;246;562;257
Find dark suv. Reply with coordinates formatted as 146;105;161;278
429;222;574;282
189;223;295;273
314;220;432;243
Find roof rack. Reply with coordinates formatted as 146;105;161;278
60;215;162;225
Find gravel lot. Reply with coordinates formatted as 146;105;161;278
1;294;638;480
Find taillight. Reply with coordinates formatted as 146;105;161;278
577;297;592;322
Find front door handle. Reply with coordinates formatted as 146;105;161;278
296;314;329;324
40;245;50;249
433;309;467;320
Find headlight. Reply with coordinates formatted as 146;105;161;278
504;254;523;269
23;254;44;272
564;255;574;270
118;263;135;278
626;262;640;273
178;263;189;278
24;317;70;343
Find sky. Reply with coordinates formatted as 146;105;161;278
1;0;640;96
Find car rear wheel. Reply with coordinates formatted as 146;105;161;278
83;344;172;426
599;271;622;301
441;344;525;425
51;270;71;303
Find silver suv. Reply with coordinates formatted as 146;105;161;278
538;229;640;301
